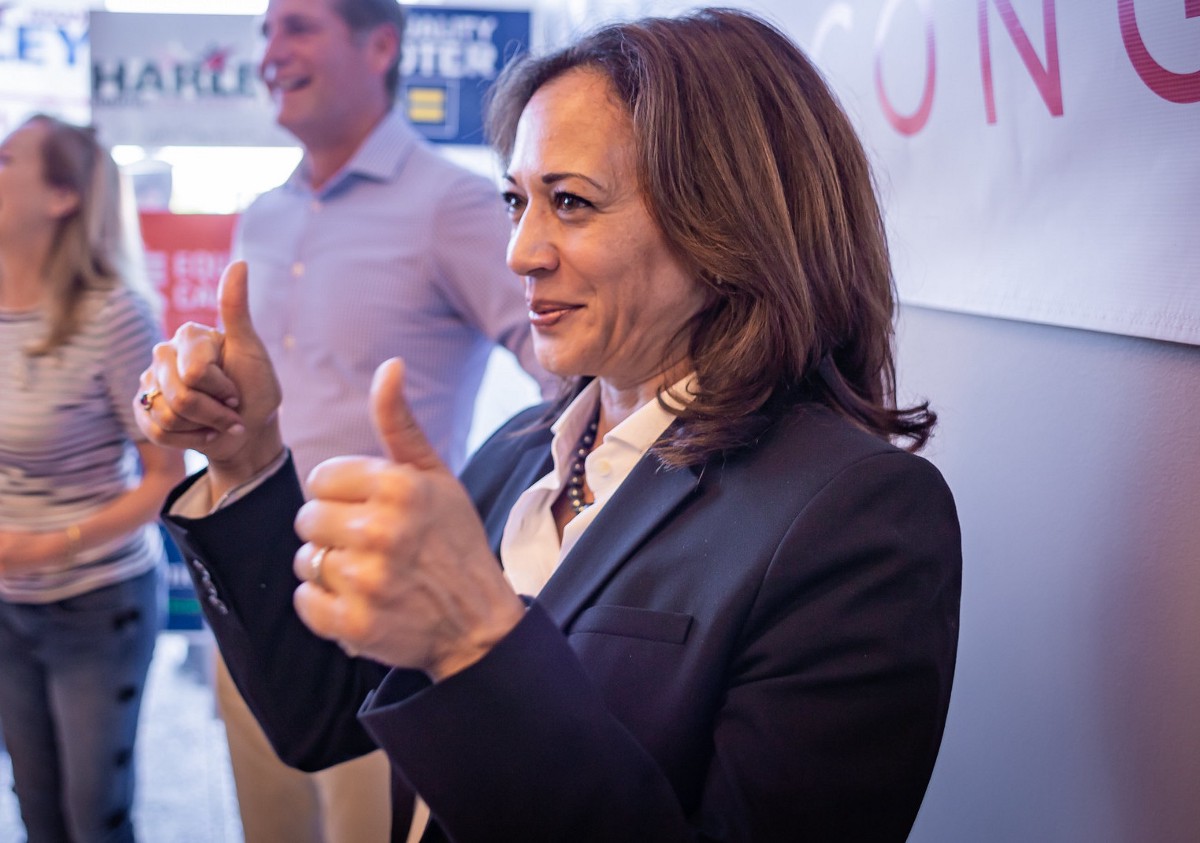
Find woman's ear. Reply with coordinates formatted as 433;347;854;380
47;187;80;220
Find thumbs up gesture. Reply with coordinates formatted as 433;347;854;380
292;358;525;679
135;261;284;496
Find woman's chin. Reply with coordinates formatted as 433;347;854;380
533;347;588;381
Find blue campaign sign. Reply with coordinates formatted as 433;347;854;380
399;6;531;145
160;525;205;632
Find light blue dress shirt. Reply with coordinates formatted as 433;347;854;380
235;111;551;479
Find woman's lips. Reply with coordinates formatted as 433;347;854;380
528;302;580;328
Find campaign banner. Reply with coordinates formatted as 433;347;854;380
767;0;1200;346
0;2;90;137
90;11;291;147
401;6;532;144
139;211;235;338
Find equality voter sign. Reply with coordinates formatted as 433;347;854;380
0;2;90;137
400;6;532;144
766;0;1200;346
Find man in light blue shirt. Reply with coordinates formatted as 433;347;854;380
238;108;545;479
216;2;552;841
239;18;548;481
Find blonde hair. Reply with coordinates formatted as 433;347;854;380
24;114;156;356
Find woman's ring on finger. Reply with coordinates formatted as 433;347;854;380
138;387;162;413
310;545;329;589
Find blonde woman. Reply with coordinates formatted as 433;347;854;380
0;115;184;843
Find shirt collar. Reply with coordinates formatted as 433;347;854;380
606;373;696;453
550;373;697;465
286;110;421;197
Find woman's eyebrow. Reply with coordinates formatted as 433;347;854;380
502;171;607;191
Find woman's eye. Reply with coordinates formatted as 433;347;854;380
554;192;591;212
501;192;525;216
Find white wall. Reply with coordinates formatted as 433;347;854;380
898;306;1200;841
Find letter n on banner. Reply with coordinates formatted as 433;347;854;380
978;0;1064;123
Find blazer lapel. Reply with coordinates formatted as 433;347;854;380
481;444;554;555
537;454;702;629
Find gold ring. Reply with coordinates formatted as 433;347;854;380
138;387;162;412
310;545;329;589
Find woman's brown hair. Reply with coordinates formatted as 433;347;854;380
486;8;935;465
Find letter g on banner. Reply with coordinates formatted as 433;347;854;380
1119;0;1200;103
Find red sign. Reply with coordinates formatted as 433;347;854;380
139;212;237;337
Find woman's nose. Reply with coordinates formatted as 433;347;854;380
506;209;557;278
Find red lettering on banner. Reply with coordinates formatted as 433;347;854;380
874;0;937;136
979;0;1063;123
1119;0;1200;103
138;212;237;336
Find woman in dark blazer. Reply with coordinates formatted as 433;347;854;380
139;9;961;842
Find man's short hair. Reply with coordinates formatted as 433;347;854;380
336;0;406;98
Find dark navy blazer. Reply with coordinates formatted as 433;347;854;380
164;400;961;842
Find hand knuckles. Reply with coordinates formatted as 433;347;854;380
180;358;215;386
339;603;374;644
171;388;204;416
292;583;320;626
359;516;403;552
176;321;214;341
374;464;419;504
151;340;176;361
350;557;390;596
293;502;320;538
304;462;332;490
153;403;182;431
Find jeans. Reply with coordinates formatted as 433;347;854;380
0;568;160;843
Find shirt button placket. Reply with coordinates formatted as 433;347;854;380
284;260;305;352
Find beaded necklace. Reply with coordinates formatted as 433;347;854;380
565;414;600;515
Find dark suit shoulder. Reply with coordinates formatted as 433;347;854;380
462;402;554;475
700;403;958;559
724;402;931;485
459;401;555;522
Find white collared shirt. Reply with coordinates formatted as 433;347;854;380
500;376;693;597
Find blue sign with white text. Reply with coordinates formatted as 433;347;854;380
399;6;530;145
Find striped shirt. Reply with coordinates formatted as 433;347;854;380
0;285;164;603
